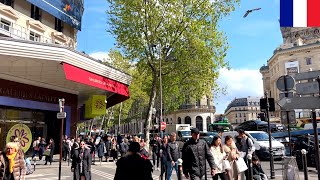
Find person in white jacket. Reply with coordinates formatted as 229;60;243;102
210;136;227;180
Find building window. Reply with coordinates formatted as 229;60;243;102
235;108;237;111
0;0;13;7
306;57;312;65
29;31;40;42
0;19;11;32
235;119;237;123
239;113;242;117
235;114;237;118
244;113;246;117
55;18;63;32
31;4;41;21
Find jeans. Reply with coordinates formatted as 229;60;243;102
152;152;160;168
166;161;178;180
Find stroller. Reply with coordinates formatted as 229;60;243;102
25;158;33;175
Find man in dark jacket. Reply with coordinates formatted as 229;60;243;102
167;132;180;180
71;141;92;180
150;134;161;170
182;128;216;180
114;142;153;180
104;136;112;162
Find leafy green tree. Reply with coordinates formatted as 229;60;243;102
106;50;150;133
107;0;238;145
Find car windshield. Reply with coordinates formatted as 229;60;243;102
249;133;274;141
180;131;191;136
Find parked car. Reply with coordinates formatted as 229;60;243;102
221;131;285;159
199;131;218;145
235;120;285;132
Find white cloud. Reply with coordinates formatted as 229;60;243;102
214;68;263;114
89;51;111;62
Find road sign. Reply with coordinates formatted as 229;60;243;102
57;112;66;119
281;111;296;125
160;122;166;131
279;92;294;99
296;81;319;95
278;97;320;110
294;70;320;81
276;75;295;92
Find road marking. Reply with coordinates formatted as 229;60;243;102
26;176;70;180
91;169;114;179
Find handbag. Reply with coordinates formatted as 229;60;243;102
223;160;231;170
43;149;51;156
236;157;248;172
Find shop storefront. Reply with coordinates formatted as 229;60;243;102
0;38;131;153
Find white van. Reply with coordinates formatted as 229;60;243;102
221;131;285;159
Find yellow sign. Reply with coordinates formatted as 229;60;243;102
91;95;106;115
6;124;32;153
84;95;106;119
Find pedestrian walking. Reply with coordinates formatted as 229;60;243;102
150;134;161;170
104;136;112;162
210;136;227;180
160;135;169;179
31;137;41;159
0;142;26;179
110;138;118;162
182;128;216;180
87;138;96;165
235;129;254;179
119;139;129;157
223;135;241;180
96;140;105;164
39;138;46;161
114;142;153;180
166;132;181;180
44;138;55;165
71;141;92;180
63;136;71;161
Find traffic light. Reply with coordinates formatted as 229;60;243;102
260;98;275;112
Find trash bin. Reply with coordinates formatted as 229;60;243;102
282;156;300;180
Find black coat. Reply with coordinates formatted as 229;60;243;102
114;153;153;180
252;163;265;175
182;138;216;177
71;148;92;180
150;139;161;154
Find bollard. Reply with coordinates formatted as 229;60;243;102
33;157;36;171
68;152;70;166
247;154;253;180
159;149;163;180
177;158;183;180
301;149;308;180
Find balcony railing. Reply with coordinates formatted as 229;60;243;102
179;104;215;110
0;21;73;48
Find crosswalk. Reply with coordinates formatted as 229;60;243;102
26;173;71;180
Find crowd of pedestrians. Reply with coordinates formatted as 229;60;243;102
2;127;268;180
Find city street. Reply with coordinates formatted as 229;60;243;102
27;155;318;180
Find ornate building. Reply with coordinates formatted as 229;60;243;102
260;27;320;121
224;97;261;125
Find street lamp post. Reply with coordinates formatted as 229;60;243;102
159;46;163;139
265;92;275;179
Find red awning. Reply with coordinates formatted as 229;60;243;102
63;63;129;107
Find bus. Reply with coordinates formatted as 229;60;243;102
208;122;233;132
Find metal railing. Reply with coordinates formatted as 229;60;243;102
0;21;73;47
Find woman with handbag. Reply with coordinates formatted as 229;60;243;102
45;139;54;165
210;136;227;180
223;135;241;180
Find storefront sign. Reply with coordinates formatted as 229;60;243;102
6;124;32;153
0;87;59;103
63;63;130;97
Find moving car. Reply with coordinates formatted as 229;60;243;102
235;120;285;132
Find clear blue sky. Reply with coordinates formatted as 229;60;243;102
77;0;283;114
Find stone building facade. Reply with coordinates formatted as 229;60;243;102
260;27;320;121
224;97;261;125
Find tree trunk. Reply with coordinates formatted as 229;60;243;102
106;107;114;133
118;102;123;135
144;73;157;151
89;119;94;137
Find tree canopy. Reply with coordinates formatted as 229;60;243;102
107;0;239;143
